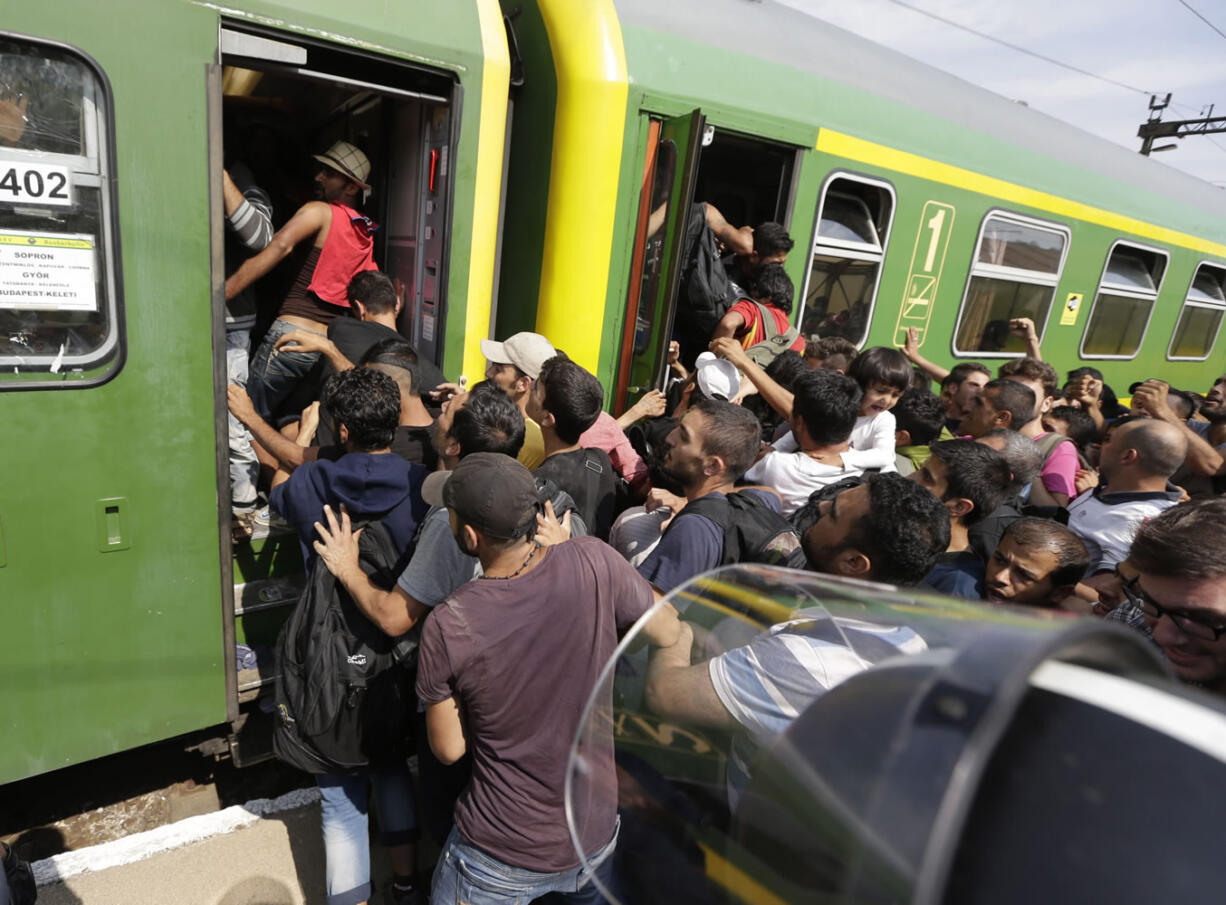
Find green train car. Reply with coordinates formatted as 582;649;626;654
0;0;511;785
498;0;1226;410
4;0;1226;789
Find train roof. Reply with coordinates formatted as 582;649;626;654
614;0;1226;237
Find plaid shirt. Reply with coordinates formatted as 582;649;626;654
1106;598;1155;642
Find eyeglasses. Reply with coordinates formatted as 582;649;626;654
1124;577;1226;641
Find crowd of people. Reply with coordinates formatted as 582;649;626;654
221;144;1226;905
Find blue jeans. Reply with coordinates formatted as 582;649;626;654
226;329;259;510
318;767;419;905
429;820;619;905
248;317;324;421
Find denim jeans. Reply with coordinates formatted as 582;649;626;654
317;767;419;905
225;329;259;510
248;317;325;421
429;820;619;905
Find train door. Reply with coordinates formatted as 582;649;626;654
613;113;798;413
214;26;459;752
614;110;704;412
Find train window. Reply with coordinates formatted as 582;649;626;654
800;175;894;346
953;212;1068;356
1080;242;1168;359
0;36;122;387
1167;264;1226;361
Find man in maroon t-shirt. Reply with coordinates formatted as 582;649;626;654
416;453;679;904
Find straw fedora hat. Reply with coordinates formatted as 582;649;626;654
313;140;371;190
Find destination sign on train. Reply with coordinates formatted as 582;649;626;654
0;229;98;312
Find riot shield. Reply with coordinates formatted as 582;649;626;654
565;564;1226;904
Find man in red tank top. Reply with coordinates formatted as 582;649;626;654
226;141;378;420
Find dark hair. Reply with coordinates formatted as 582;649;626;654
908;367;932;392
849;474;951;585
804;335;858;370
944;362;991;389
451;381;526;459
749;262;795;314
893;390;946;446
998;356;1060;401
1131;499;1226;580
983;378;1035;429
1066;366;1104;384
979;429;1043;490
692;398;763;482
753;221;794;258
347;269;397;315
1001;518;1090;589
538;355;604;444
1046;405;1096;450
745;351;808;439
929;439;1012;525
791;369;861;445
847;346;912;394
360;337;421;398
321;368;400;451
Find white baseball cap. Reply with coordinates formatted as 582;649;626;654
480;332;557;380
694;352;742;401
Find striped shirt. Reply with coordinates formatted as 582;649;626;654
708;608;927;803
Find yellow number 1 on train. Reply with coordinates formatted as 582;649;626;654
894;201;956;348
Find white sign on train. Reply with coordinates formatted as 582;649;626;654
0;230;97;312
0;162;73;207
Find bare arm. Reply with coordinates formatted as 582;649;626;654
225;202;329;301
704;203;753;256
312;505;429;636
899;327;950;382
227;384;319;472
425;698;468;765
617;389;667;430
644;622;738;730
1028;482;1069;509
712;309;748;342
710;336;793;418
1009;317;1043;361
274;329;354;372
1134;380;1224;476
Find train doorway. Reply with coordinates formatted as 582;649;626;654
212;25;461;728
217;26;457;367
613;112;798;413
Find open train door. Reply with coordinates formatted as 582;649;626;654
613;109;705;415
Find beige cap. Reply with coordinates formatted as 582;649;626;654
313;140;371;190
480;332;557;380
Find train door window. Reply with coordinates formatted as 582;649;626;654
219;26;455;365
0;35;121;387
952;212;1068;356
799;175;894;346
1080;242;1167;359
1167;263;1226;361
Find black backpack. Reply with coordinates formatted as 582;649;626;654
273;520;418;775
681;202;738;336
678;490;803;568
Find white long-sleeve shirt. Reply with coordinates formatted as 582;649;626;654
840;411;898;473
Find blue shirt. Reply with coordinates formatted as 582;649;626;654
637;489;780;592
270;451;429;568
922;551;985;599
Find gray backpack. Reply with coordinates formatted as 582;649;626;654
744;300;800;367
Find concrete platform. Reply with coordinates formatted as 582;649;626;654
33;796;328;905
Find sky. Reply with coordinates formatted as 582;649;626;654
777;0;1226;187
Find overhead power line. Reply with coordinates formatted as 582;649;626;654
1177;0;1226;42
880;0;1159;97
